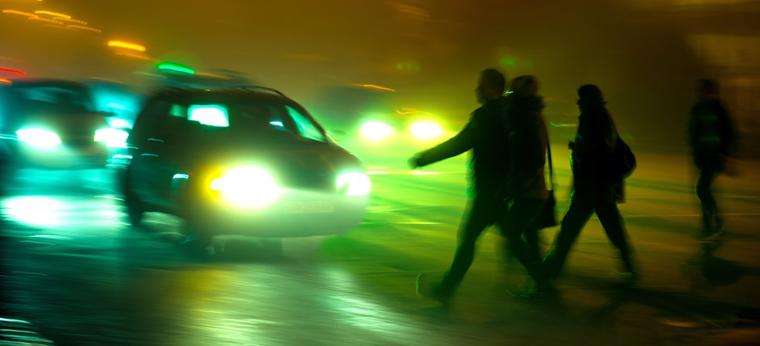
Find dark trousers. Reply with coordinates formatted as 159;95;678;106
697;168;722;235
439;196;545;294
545;186;634;279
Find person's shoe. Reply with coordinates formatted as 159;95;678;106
416;273;452;304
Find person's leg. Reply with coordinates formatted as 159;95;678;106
595;189;635;274
436;199;494;296
697;168;718;237
498;198;546;283
543;192;594;280
524;228;543;262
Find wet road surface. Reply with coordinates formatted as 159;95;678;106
2;148;760;345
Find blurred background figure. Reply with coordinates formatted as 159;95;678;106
688;78;738;241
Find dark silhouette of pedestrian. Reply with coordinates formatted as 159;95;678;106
688;79;738;240
543;84;636;283
411;71;548;302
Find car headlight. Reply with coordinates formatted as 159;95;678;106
94;127;129;148
336;172;371;196
210;165;281;209
359;121;395;143
16;127;62;149
409;120;444;141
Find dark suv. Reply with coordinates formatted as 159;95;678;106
121;87;370;247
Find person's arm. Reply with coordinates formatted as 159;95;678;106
410;116;474;168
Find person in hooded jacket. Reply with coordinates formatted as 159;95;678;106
543;84;636;283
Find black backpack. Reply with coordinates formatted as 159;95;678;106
608;136;636;180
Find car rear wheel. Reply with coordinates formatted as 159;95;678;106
121;168;144;228
125;195;144;228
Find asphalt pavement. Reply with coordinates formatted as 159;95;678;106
1;147;759;345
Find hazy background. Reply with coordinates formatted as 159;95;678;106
1;0;758;152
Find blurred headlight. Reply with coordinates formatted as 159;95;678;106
359;121;395;143
210;165;281;209
94;127;129;148
409;120;444;141
106;117;132;129
336;172;371;197
16;127;61;149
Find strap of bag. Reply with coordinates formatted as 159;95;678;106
543;118;556;191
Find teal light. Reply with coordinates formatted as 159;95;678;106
188;104;229;127
16;127;62;149
94;127;129;148
156;62;196;75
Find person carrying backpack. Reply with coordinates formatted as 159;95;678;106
543;84;637;284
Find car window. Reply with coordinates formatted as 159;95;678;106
188;104;229;127
11;85;93;115
285;105;325;142
131;99;171;143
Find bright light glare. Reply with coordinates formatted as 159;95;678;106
94;127;128;148
359;121;395;142
106;117;131;129
16;128;61;149
336;172;371;196
210;166;281;209
3;196;64;227
189;105;229;127
106;40;146;52
409;120;444;141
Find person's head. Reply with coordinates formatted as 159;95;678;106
509;75;539;98
476;68;506;104
696;79;719;100
577;84;605;110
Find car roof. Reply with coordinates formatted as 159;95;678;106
151;86;290;102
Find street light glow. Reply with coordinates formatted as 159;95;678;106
360;120;395;142
409;120;445;141
107;40;147;52
34;10;72;20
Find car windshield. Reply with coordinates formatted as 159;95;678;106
182;95;327;142
11;83;94;115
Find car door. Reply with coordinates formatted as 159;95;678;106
150;102;197;210
129;97;172;205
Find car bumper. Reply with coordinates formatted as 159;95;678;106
194;189;369;238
